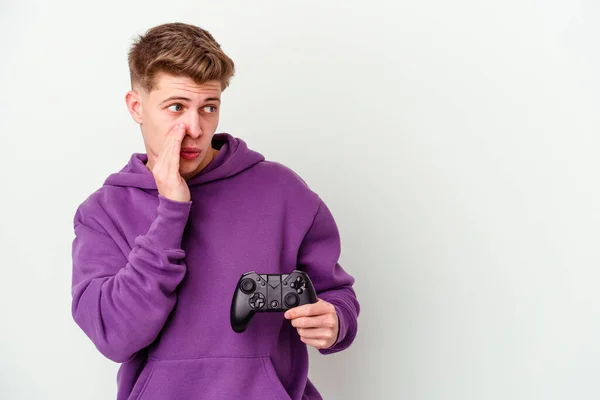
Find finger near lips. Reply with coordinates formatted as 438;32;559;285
171;123;186;142
170;126;184;170
153;124;186;170
155;134;175;174
171;124;187;158
156;127;175;162
156;124;184;173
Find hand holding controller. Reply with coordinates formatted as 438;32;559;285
230;270;318;333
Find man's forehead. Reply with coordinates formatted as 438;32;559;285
153;73;221;94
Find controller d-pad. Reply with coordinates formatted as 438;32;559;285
249;293;266;309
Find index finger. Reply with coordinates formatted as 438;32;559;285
166;123;186;170
284;299;330;319
168;123;186;139
155;124;184;160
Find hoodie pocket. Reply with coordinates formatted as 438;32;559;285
128;360;156;400
135;356;291;400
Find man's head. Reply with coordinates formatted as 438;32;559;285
125;22;235;179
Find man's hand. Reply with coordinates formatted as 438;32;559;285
284;299;339;350
152;123;190;203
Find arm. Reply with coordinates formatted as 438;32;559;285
72;123;192;363
285;199;360;354
71;195;191;363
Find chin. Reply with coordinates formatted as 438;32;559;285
180;159;203;175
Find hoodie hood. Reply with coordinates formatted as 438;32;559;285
103;133;265;189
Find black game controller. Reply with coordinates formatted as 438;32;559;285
231;270;318;333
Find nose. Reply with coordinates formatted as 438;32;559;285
183;112;202;139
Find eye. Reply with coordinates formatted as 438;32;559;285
167;103;184;112
203;105;218;113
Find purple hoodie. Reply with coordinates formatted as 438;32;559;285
71;133;360;400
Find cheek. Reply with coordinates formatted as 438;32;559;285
154;113;173;135
150;117;174;141
142;121;167;155
204;115;220;130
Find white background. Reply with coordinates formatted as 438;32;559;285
1;1;600;399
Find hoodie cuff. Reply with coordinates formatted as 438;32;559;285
146;195;192;249
318;295;357;355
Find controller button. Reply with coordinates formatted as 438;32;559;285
284;292;299;307
270;301;278;308
296;289;303;294
240;278;256;294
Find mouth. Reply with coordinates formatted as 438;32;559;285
180;147;201;160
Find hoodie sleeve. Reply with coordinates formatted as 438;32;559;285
297;199;360;355
71;195;191;363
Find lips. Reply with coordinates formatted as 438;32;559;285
180;147;201;160
181;147;200;153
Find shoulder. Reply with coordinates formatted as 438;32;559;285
256;160;321;201
257;161;318;192
254;160;309;185
73;185;130;228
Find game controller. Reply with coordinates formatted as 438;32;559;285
230;270;318;333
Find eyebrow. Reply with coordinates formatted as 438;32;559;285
159;96;221;105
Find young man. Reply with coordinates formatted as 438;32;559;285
71;22;360;400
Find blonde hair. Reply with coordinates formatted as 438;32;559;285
128;22;235;92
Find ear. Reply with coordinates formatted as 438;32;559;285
125;90;143;124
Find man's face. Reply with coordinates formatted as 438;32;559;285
126;72;223;180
